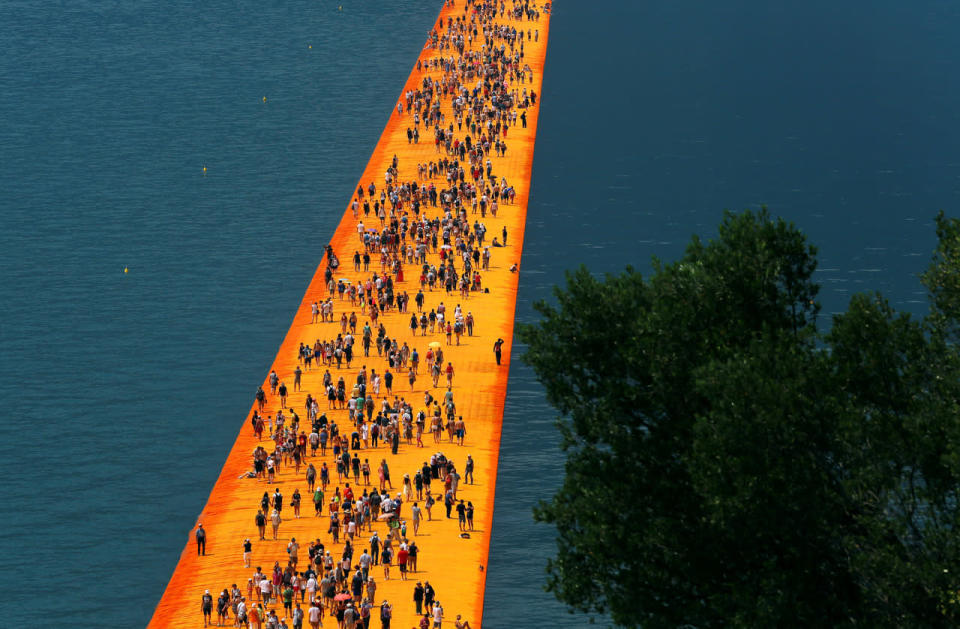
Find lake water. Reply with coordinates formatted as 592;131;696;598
2;0;959;626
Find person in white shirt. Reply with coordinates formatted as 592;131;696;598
271;509;282;540
359;550;372;578
259;578;273;604
432;601;444;628
308;602;323;628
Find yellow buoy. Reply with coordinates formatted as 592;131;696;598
202;165;207;175
263;96;267;103
124;267;129;274
309;45;312;49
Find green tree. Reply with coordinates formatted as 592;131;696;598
520;209;960;628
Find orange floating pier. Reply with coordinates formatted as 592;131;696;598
149;1;550;627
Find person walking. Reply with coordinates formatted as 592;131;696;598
308;601;323;629
397;545;409;581
493;338;504;365
411;502;421;536
445;363;454;387
271;508;282;540
243;538;253;567
369;531;381;566
256;510;267;540
201;589;214;627
379;600;393;629
423;582;436;609
196;523;207;556
293;603;304;629
408;540;418;573
314;486;324;516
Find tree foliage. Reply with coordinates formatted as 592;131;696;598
519;209;960;628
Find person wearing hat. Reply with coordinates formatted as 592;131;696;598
249;603;263;628
195;523;207;556
200;589;213;627
379;600;392;629
358;597;372;626
216;588;231;626
343;601;357;629
305;571;318;603
236;597;248;626
413;581;425;615
259;573;273;605
267;609;280;627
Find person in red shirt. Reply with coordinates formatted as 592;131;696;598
396;546;409;581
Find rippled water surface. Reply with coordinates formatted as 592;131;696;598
2;0;959;626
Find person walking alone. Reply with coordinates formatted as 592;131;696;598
196;523;207;556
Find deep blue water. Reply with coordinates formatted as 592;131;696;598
2;0;959;626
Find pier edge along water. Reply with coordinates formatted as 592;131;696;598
148;1;551;627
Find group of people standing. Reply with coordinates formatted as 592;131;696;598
193;0;546;626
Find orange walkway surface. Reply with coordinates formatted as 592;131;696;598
149;1;551;627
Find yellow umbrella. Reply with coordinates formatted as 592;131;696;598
428;341;442;350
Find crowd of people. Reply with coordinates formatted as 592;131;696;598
192;0;547;626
